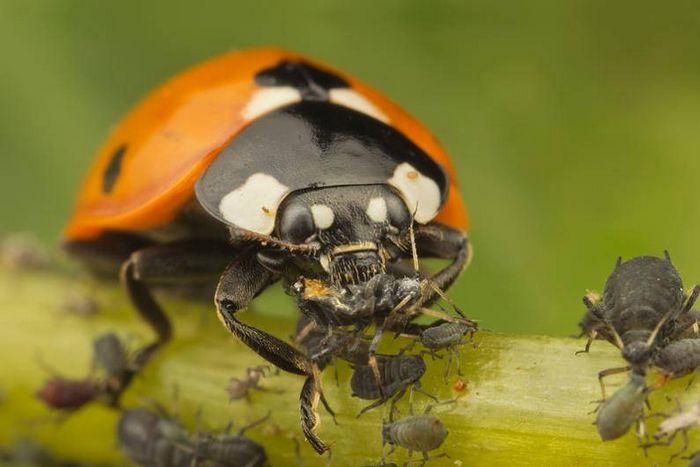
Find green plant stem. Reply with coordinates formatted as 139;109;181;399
0;265;698;466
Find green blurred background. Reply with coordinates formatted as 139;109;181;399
2;0;699;336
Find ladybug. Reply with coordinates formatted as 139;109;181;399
63;48;471;453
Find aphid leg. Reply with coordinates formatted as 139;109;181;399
237;411;271;436
683;285;700;314
412;384;439;404
575;330;597;356
368;319;387;399
669;430;690;463
635;414;647;451
443;349;453;383
423;398;459;417
597;366;631;400
410;452;448;466
397;338;419;356
358;394;393;417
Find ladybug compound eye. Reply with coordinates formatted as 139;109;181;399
278;203;316;244
366;194;410;230
386;194;411;231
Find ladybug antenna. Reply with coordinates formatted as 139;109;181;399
408;215;419;275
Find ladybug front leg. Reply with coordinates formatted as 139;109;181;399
215;255;332;454
412;223;471;308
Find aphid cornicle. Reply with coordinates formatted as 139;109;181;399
63;49;470;452
578;253;699;396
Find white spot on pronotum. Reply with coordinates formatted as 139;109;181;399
388;163;441;224
218;173;289;234
241;87;301;121
310;204;335;230
329;89;390;123
366;197;388;223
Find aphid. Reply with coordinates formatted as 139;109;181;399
117;408;194;466
652;338;700;382
61;292;100;317
226;365;277;402
351;354;431;416
64;49;472;453
193;431;268;467
294;315;371;368
382;406;449;466
117;408;269;467
295;273;474;395
402;319;475;381
594;373;649;441
0;233;51;270
578;253;699;396
36;377;100;411
37;332;133;410
644;402;700;462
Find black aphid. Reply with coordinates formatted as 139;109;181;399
579;253;699;396
351;354;432;416
117;408;268;467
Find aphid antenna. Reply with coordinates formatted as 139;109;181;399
425;280;476;326
237;410;272;436
645;309;675;348
34;351;64;378
583;295;625;350
417;307;478;329
134;396;171;419
294;320;318;346
683;285;700;314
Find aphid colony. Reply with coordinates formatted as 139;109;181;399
37;272;474;465
578;252;700;460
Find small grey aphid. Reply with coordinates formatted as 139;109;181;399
595;373;649;441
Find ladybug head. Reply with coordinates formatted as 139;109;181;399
272;185;413;285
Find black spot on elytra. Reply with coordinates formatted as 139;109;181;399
102;144;127;194
255;60;349;101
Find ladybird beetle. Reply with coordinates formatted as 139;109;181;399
63;48;471;453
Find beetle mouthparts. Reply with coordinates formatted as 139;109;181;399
330;250;385;285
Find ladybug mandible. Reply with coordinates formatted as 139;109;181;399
63;48;470;453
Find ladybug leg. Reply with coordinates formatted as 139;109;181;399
215;253;310;376
215;254;332;454
118;241;236;398
412;224;470;308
